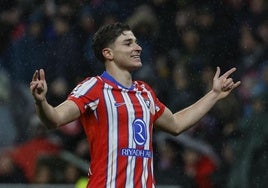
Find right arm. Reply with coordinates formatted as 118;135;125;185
30;69;80;129
154;67;241;135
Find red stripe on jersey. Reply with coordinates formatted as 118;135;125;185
130;92;145;188
110;88;128;187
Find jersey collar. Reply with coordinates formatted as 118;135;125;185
101;71;134;90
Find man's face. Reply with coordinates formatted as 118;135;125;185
110;30;142;71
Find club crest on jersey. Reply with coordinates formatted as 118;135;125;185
144;98;150;108
144;98;155;115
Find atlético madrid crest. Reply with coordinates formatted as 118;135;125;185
144;98;155;115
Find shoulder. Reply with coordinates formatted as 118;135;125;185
70;76;104;96
76;76;105;88
134;80;155;92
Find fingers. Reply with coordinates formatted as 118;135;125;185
30;82;38;95
223;78;233;89
215;66;241;92
30;69;46;93
221;67;241;89
32;69;45;81
39;69;45;81
222;67;237;79
32;70;39;81
214;66;220;79
232;81;241;89
222;80;241;92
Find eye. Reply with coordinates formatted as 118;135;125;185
125;42;131;46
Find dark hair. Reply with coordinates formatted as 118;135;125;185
92;22;131;63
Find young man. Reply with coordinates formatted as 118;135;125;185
30;22;241;187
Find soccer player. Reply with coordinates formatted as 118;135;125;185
30;22;241;188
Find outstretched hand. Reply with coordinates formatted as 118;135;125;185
212;67;241;100
30;69;48;104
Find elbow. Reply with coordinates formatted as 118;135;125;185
167;127;183;136
173;132;180;137
172;129;183;136
170;132;179;137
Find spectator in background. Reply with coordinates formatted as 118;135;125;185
44;14;82;106
126;4;159;82
237;23;266;117
8;10;47;84
0;1;25;72
0;66;34;142
0;153;27;183
196;4;218;65
257;17;268;50
166;64;196;112
32;157;54;184
75;5;104;77
170;23;206;98
46;15;79;79
238;23;265;73
182;147;217;188
228;93;268;188
151;0;178;52
7;117;60;183
154;138;194;187
0;70;17;147
63;163;83;184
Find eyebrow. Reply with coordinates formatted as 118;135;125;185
122;38;137;43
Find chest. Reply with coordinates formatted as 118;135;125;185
98;87;156;120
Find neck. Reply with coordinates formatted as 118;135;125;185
105;67;133;88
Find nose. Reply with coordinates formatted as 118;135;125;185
135;43;142;51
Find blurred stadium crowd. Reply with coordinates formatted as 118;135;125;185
0;0;268;187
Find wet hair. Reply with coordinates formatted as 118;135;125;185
92;22;131;63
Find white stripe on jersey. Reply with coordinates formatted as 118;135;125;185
140;85;158;187
121;89;136;187
104;83;118;188
71;77;98;98
136;91;151;188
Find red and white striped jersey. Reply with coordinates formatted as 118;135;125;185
68;71;166;188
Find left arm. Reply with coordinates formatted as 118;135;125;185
154;67;241;135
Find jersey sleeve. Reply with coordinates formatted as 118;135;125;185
67;77;101;114
153;94;166;121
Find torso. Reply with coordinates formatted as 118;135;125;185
68;72;165;188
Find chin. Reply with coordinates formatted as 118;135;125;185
129;63;142;71
135;62;143;68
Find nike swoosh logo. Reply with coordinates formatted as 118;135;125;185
114;102;126;107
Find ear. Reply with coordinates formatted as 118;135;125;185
102;48;113;61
